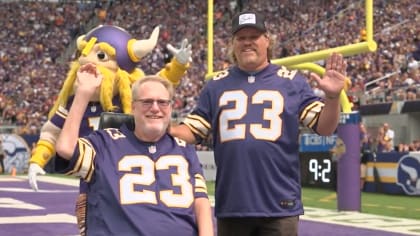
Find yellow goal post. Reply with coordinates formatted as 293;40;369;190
205;0;377;113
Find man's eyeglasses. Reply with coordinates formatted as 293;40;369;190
133;99;172;108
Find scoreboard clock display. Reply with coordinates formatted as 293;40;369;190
300;152;336;189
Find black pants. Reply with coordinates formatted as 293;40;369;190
217;216;299;236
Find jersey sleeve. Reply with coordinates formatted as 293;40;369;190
49;102;70;129
182;83;213;144
184;144;208;199
63;132;103;182
294;72;325;132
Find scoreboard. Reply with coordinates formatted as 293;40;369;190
198;149;338;189
300;152;336;189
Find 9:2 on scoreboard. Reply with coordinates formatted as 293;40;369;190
300;152;336;189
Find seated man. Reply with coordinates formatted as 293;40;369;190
56;69;214;236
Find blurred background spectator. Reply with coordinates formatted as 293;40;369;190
0;0;418;151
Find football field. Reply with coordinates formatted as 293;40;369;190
0;175;419;236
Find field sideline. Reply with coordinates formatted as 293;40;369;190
12;175;420;220
206;181;420;220
1;175;419;235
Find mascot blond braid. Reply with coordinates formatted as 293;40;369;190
27;25;191;236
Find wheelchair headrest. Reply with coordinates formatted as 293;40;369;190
98;112;135;130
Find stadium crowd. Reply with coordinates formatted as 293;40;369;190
0;0;419;141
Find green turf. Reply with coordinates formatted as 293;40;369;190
302;187;420;220
206;182;420;220
36;176;420;220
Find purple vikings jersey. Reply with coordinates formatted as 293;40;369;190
64;125;208;236
51;95;122;193
183;64;324;218
50;95;123;136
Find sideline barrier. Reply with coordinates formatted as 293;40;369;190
298;131;420;196
365;152;420;195
6;132;419;196
0;134;32;174
197;151;216;181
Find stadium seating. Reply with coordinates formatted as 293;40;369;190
0;0;418;137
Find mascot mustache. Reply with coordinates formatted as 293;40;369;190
75;64;133;114
50;60;136;120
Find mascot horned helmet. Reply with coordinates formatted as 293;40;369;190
50;25;160;119
77;25;159;72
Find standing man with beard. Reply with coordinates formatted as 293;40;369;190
170;10;346;235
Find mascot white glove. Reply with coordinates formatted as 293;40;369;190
28;163;46;191
166;38;192;65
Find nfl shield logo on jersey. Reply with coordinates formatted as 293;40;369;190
148;145;156;154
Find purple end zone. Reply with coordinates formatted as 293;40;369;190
0;177;414;236
299;220;411;236
0;177;79;236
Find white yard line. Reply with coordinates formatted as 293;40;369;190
12;175;79;187
302;207;420;235
5;175;420;235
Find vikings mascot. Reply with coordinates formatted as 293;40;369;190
27;25;191;235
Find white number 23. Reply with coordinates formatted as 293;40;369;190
219;90;284;142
